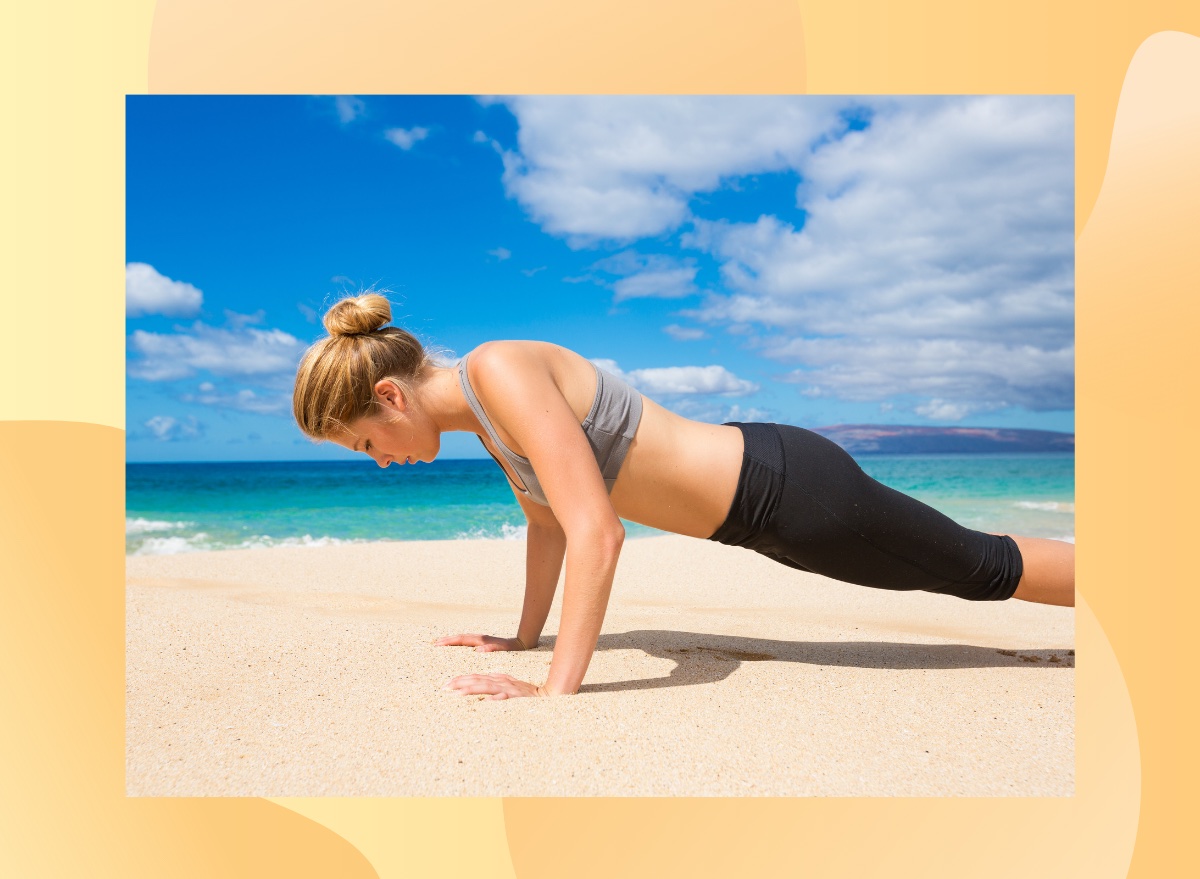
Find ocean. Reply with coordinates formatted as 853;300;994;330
126;454;1075;556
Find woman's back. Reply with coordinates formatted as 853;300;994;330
464;340;743;538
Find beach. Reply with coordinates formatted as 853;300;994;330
126;534;1074;797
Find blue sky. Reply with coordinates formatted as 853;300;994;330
126;95;1075;462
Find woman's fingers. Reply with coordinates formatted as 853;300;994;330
441;673;541;699
434;634;520;651
444;673;515;691
443;674;502;695
474;638;514;652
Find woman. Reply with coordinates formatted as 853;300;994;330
293;294;1075;699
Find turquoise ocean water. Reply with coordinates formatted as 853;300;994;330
126;454;1074;556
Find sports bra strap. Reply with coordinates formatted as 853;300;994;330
457;353;533;494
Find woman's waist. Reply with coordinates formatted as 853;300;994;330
609;413;744;537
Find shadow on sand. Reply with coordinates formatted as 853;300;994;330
527;630;1075;694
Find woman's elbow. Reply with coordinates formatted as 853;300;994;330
567;518;624;562
602;520;625;556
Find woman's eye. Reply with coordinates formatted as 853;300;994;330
365;441;372;452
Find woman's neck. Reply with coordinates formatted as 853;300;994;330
417;365;477;435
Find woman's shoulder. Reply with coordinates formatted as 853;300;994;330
465;340;584;380
464;341;599;419
467;338;561;360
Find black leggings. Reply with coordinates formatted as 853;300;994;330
708;423;1023;601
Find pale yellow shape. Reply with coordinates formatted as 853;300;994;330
1075;30;1200;877
1;1;156;428
1090;30;1200;163
1074;593;1140;875
271;798;515;879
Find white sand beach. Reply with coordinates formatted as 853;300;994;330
126;535;1074;797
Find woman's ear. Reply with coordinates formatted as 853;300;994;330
373;379;407;412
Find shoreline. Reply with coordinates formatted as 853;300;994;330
125;519;1075;557
127;535;1074;796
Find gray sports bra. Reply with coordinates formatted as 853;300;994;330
457;351;644;506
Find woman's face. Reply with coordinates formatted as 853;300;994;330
335;388;441;467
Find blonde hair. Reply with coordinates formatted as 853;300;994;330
293;292;432;440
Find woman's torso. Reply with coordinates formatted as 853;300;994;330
464;341;744;539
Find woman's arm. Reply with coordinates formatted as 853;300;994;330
433;488;565;652
540;513;622;695
442;342;625;698
515;493;568;649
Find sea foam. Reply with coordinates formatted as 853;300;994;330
131;533;211;555
232;534;372;550
1014;501;1075;513
454;522;528;541
129;531;371;555
126;517;194;534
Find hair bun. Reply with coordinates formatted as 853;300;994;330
323;293;392;336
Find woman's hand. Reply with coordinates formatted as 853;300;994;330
433;633;530;652
441;673;547;700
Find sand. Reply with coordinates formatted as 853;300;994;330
126;535;1074;797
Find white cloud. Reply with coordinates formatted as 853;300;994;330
613;267;698;301
521;266;547;277
593;359;758;396
143;415;203;442
590;250;701;301
776;336;1074;412
126;263;203;317
384;126;430;150
181;385;291;415
632;365;758;396
128;322;308;381
722;404;773;422
686;97;1074;412
663;324;708;341
487;247;512;260
334;95;365;123
495;96;846;243
144;416;174;439
667;399;775;423
496;96;1073;416
223;309;266;329
689;98;1073;327
690;213;1074;347
914;399;975;421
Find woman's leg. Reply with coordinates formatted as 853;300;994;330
1009;536;1075;607
713;424;1076;606
718;424;1062;603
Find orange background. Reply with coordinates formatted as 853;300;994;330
3;2;1198;876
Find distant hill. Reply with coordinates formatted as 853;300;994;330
811;424;1075;455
